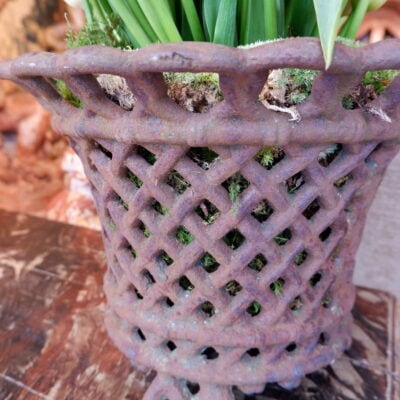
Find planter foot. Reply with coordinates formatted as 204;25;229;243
143;373;235;400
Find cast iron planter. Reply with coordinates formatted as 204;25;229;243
1;38;399;399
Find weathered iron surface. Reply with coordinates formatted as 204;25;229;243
0;38;399;398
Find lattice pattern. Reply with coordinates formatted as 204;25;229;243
1;38;400;398
86;137;392;389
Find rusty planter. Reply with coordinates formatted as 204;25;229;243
1;38;400;399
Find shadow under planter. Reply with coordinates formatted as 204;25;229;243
0;38;399;399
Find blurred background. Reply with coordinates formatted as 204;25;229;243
0;0;399;295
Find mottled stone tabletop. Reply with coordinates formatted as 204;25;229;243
0;210;398;400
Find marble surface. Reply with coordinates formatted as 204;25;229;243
0;210;398;399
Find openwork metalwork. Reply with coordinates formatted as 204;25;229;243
1;38;399;399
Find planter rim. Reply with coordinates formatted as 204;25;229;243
0;38;400;147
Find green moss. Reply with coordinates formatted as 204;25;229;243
225;280;242;296
166;171;191;194
127;171;143;188
152;200;169;215
295;250;308;266
119;197;129;210
139;223;151;238
160;251;174;266
223;173;249;203
176;226;194;245
163;72;220;89
270;278;285;296
363;69;399;94
179;276;194;291
109;220;116;230
200;253;219;273
283;68;319;104
54;79;83;108
274;228;292;246
247;301;261;316
256;147;275;168
66;16;130;49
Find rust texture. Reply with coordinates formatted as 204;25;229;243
0;38;399;399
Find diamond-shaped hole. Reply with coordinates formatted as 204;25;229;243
159;250;174;266
200;301;215;317
126;169;143;188
270;278;285;296
309;272;322;287
223;229;245;250
107;213;116;231
248;253;267;272
128;245;137;259
117;195;129;211
139;222;151;238
286;171;305;194
295;250;308;266
199;253;220;273
285;342;297;353
225;280;243;296
334;173;353;189
166;72;223;113
255;147;286;170
222;172;250;202
179;275;195;291
137;145;157;165
127;283;143;300
136;328;146;341
302;198;320;219
143;269;155;285
166;170;191;194
246;301;262;317
289;296;303;312
165;297;175;307
251;199;274;222
318;144;343;167
274;228;292;246
201;346;219;360
246;348;260;357
186;381;200;395
176;226;194;246
322;295;331;308
187;147;219;170
319;226;332;242
166;340;177;352
195;199;220;225
151;199;169;216
94;141;112;159
318;332;328;345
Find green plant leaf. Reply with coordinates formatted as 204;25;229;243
275;0;285;37
238;0;266;44
108;0;154;47
136;0;182;42
81;0;94;24
339;0;369;39
313;0;345;68
203;0;221;41
181;0;205;41
263;0;278;39
213;0;238;46
285;0;315;37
